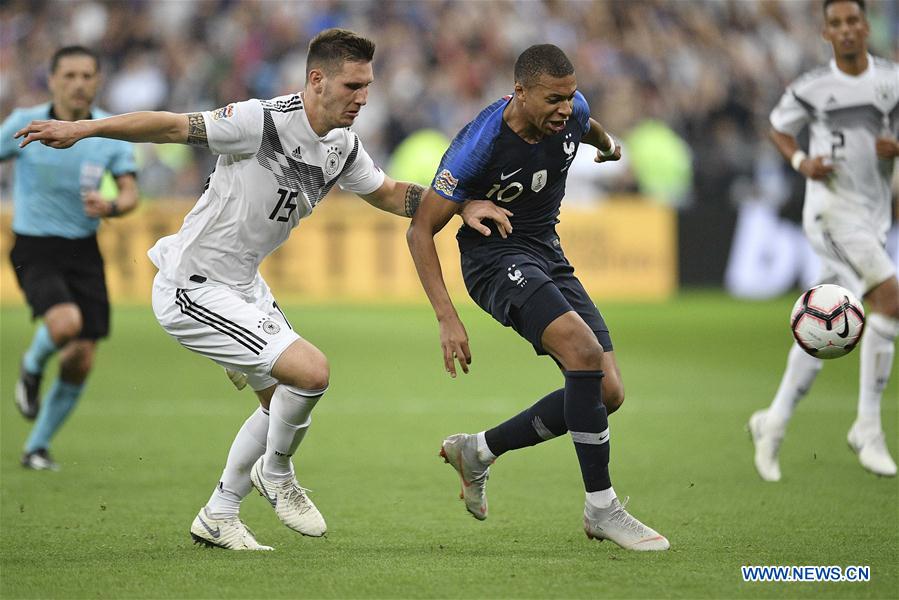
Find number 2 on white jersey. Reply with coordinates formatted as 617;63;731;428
830;130;845;162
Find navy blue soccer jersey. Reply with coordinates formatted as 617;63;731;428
432;91;591;249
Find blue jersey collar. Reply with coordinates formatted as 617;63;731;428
49;105;93;121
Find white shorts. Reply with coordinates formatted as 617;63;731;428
804;208;896;298
151;271;300;391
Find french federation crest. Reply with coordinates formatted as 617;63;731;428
325;151;340;176
561;132;576;172
531;169;547;192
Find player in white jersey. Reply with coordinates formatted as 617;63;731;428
16;29;506;550
749;0;899;481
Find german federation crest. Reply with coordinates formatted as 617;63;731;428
262;320;281;335
325;151;340;176
531;169;547;193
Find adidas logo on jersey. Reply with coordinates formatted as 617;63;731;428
825;94;838;106
291;147;303;160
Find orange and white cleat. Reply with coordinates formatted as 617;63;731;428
440;433;491;520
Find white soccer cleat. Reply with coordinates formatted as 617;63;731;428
21;449;59;471
584;497;669;551
748;409;783;482
848;422;897;477
440;433;491;521
189;507;273;551
15;360;42;420
225;368;248;391
250;457;327;536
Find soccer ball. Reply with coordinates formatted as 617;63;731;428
790;284;865;359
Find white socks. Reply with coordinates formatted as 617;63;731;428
263;384;325;481
767;312;896;435
586;487;617;509
206;407;270;517
767;343;823;429
857;314;898;432
205;384;325;517
476;431;496;463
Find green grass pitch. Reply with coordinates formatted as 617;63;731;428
1;292;896;598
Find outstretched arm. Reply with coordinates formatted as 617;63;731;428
15;112;209;149
769;128;833;180
407;187;471;377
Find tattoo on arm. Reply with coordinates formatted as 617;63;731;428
186;113;208;147
404;184;424;217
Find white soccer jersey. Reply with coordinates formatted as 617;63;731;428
148;93;385;288
770;54;898;231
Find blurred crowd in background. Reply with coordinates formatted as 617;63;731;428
1;0;897;209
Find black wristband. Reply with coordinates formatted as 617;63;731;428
108;200;119;217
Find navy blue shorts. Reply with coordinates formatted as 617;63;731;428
10;234;110;340
460;238;612;356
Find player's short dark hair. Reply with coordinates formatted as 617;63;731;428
823;0;865;14
514;44;574;87
50;46;100;74
306;28;375;77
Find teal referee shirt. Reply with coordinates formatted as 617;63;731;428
0;103;137;239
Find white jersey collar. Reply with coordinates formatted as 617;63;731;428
829;53;874;84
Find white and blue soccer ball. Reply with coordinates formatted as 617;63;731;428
790;284;865;359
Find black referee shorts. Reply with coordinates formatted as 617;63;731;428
10;234;110;340
461;238;612;356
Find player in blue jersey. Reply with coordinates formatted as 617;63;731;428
408;44;669;550
0;46;138;470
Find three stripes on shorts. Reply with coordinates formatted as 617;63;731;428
175;289;268;355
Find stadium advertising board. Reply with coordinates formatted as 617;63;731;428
0;197;676;303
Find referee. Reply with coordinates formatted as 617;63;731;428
0;46;138;470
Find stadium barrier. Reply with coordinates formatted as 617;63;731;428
0;196;676;304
